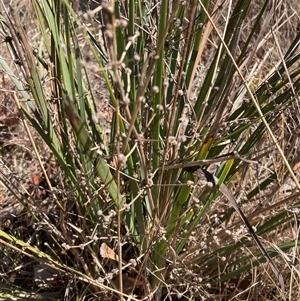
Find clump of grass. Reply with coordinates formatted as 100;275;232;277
0;0;300;300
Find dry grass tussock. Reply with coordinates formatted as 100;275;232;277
0;0;300;300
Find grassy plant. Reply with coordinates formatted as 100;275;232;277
0;0;300;300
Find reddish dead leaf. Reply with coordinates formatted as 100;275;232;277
0;108;19;126
0;196;8;204
31;175;41;185
0;115;19;126
293;162;300;175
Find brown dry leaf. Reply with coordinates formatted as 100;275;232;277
100;243;119;262
114;274;144;295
